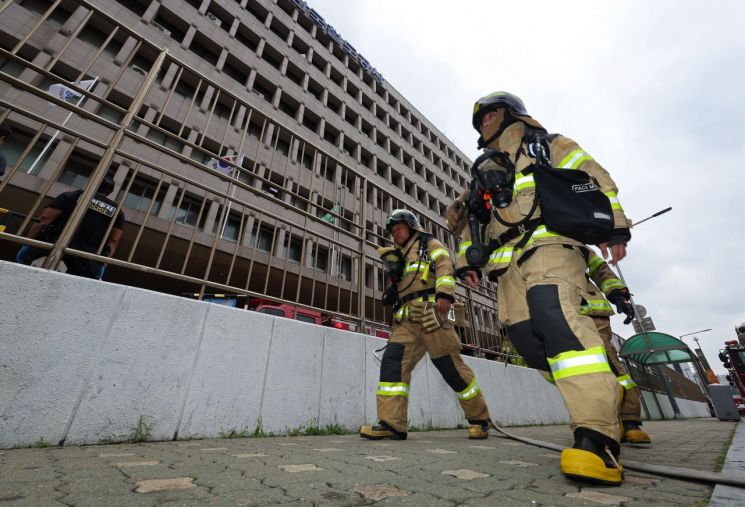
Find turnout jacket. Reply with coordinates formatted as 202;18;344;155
392;232;456;322
455;121;631;279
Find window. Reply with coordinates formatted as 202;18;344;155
256;225;275;252
0;128;55;175
145;128;184;153
280;234;303;262
310;244;328;271
112;0;151;17
339;255;352;281
167;194;203;227
295;313;317;324
58;151;101;189
120;178;164;215
189;34;220;66
212;210;242;242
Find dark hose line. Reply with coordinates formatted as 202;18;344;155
489;421;745;488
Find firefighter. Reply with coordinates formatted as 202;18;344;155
455;92;632;485
448;197;652;446
584;251;652;444
360;209;491;441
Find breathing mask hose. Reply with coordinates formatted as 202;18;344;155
465;212;489;268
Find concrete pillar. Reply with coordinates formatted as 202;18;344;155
295;103;305;124
216;48;228;71
256;39;266;58
181;129;201;160
247;69;257;90
111;164;130;197
233;105;246;130
275;227;287;257
229;18;239;38
280;56;289;75
181;26;197;49
240;213;255;247
158;183;179;219
199;85;215;112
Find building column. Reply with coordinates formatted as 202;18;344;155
158;182;180;219
203;199;220;234
181;26;197;49
242;213;256;247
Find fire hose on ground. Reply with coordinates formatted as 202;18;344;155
373;345;745;488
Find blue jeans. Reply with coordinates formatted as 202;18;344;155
16;245;106;279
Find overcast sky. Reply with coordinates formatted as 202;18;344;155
309;0;745;375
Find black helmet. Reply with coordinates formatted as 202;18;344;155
386;209;422;233
98;176;115;196
472;91;529;131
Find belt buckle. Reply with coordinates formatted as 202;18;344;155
517;223;528;235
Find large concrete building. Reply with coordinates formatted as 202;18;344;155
0;0;505;352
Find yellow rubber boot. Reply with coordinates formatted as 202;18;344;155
360;423;407;441
467;424;489;440
560;435;623;486
622;422;652;444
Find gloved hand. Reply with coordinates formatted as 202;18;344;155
607;288;634;324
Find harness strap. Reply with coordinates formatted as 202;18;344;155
399;288;437;306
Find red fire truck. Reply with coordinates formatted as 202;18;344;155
719;326;745;414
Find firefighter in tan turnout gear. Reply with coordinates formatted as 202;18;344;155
455;92;633;485
584;251;651;445
360;209;491;441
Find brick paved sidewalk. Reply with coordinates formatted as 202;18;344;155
0;419;741;506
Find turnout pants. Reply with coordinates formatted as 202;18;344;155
594;317;642;423
499;244;621;442
377;318;490;433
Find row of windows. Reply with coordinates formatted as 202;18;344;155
107;0;470;187
9;0;467;215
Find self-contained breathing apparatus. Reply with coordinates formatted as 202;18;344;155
464;134;615;269
379;233;435;320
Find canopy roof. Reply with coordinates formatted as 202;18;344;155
618;332;695;365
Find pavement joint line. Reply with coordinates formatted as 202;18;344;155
366;455;401;462
113;460;160;467
426;448;457;454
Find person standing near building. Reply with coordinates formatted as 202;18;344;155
360;209;491;441
16;176;124;279
584;251;651;444
455;92;632;485
0;122;11;177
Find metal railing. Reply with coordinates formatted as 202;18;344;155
0;0;510;360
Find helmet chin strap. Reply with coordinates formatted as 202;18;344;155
477;110;518;149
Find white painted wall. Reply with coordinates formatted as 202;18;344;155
0;261;710;447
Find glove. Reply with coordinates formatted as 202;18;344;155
607;288;634;324
609;228;631;246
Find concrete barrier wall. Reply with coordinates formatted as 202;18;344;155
0;261;708;447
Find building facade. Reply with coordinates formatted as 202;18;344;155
0;0;507;354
